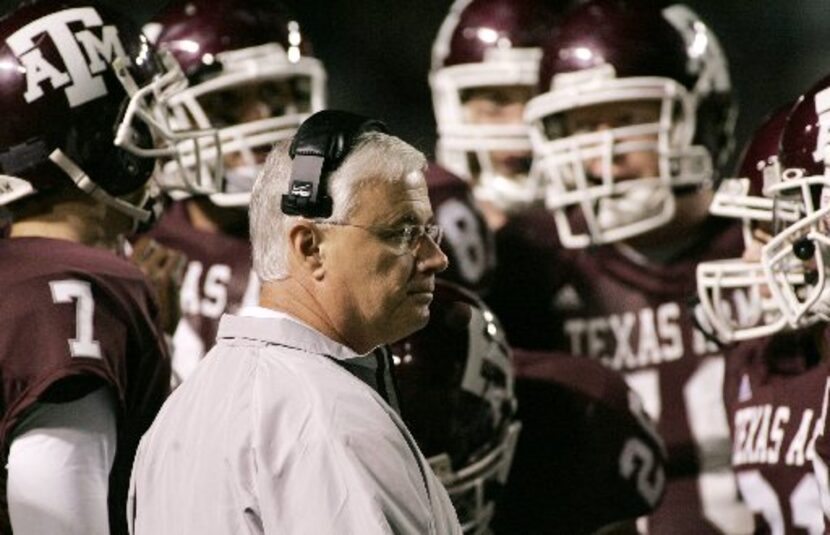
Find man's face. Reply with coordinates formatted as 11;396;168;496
200;78;310;169
321;174;449;345
561;99;662;182
462;85;534;179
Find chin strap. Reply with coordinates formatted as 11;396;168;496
49;149;152;223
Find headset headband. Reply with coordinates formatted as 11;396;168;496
281;110;388;218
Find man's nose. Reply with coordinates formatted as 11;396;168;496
416;236;449;274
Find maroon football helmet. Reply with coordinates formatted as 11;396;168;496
778;75;830;177
760;76;830;331
697;103;794;343
430;0;567;213
146;0;326;207
390;279;519;534
525;0;736;247
0;0;218;222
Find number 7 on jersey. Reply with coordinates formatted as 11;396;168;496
50;279;102;359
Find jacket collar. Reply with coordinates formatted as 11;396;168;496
217;307;375;361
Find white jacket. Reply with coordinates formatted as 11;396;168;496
128;309;461;535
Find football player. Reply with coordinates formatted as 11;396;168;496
0;0;212;532
485;0;754;532
431;0;669;532
141;0;327;384
696;97;828;533
430;0;568;231
786;81;830;524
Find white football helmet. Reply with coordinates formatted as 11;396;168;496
696;104;792;343
430;0;564;213
146;0;326;207
525;2;735;248
757;77;830;330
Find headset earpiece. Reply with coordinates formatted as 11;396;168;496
281;110;388;218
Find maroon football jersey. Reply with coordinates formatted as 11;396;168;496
487;207;753;533
812;358;830;527
0;237;171;534
426;163;496;295
145;201;259;383
723;332;827;534
493;351;667;534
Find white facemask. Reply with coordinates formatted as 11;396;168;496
474;171;539;214
597;183;671;230
224;165;260;194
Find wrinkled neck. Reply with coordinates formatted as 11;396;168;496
259;278;375;355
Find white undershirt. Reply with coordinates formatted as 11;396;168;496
7;386;117;535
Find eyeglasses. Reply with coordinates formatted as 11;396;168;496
317;220;444;254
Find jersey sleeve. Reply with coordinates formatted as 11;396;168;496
0;271;170;533
0;276;126;444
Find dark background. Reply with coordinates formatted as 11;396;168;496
4;0;829;169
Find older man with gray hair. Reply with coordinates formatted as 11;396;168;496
127;111;460;534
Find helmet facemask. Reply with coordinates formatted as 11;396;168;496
695;177;786;343
526;68;713;248
431;48;544;214
159;42;326;207
94;49;223;223
760;162;830;330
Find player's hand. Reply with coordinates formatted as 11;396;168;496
131;237;187;336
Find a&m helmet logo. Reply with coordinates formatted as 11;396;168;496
5;6;129;107
813;86;830;166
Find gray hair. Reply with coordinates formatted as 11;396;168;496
250;131;427;282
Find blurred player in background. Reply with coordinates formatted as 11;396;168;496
696;94;829;532
484;0;754;531
430;1;669;532
142;0;326;384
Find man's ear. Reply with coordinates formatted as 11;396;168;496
288;221;325;279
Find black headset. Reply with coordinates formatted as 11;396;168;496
281;110;388;219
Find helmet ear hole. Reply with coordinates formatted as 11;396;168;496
63;107;155;197
101;145;155;196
